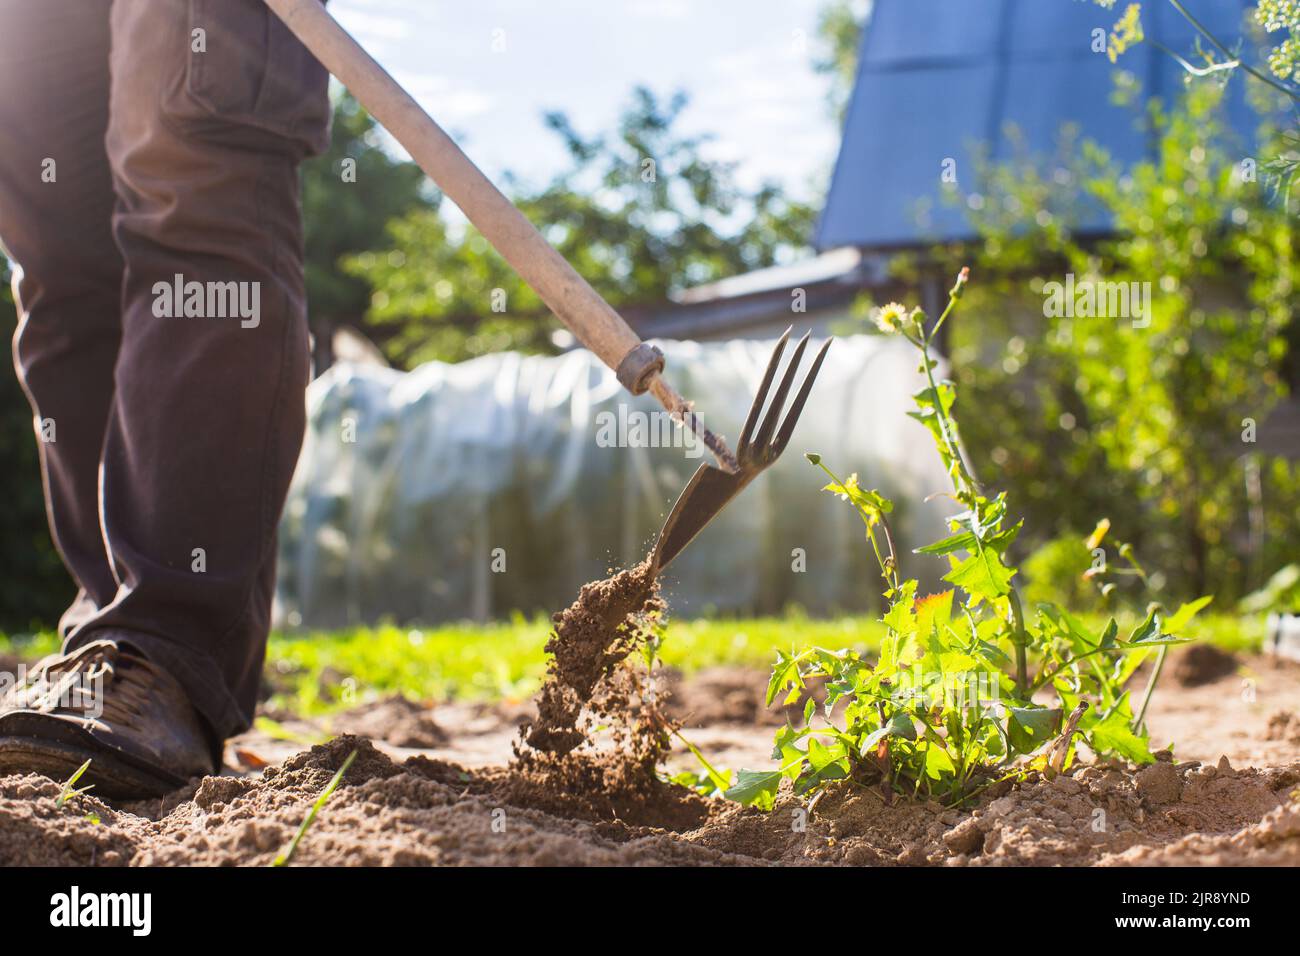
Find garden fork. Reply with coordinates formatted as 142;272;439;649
651;329;831;574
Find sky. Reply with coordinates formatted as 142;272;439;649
329;0;846;207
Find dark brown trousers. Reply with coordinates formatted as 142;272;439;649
0;0;330;740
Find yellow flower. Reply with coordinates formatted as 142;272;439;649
871;302;909;334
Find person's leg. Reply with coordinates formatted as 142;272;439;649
0;0;123;626
70;0;330;742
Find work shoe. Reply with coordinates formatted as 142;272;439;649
0;638;218;800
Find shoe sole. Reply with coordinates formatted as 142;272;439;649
0;734;186;801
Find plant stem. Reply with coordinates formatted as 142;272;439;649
1008;590;1029;699
925;291;959;346
812;459;901;592
673;729;731;794
1165;0;1300;103
1031;646;1110;694
1133;644;1168;733
916;329;977;498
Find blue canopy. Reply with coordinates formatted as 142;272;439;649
816;0;1264;250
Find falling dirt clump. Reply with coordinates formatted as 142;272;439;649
504;559;713;829
524;559;661;754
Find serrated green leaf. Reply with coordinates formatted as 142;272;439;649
914;589;954;639
1007;706;1062;755
1119;608;1191;647
881;580;918;634
943;547;1016;601
807;737;844;772
916;531;978;556
924;743;956;779
723;769;783;808
1087;705;1154;764
920;521;1020;556
858;711;916;755
887;711;917;740
765;650;803;706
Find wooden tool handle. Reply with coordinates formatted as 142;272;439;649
264;0;643;375
264;0;737;470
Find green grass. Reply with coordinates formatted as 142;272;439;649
0;611;1266;717
261;612;887;716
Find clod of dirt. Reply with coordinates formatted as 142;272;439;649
1265;710;1300;745
1172;644;1239;687
1135;760;1183;805
0;775;136;866
332;695;449;749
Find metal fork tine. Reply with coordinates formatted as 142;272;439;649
651;329;833;574
737;327;791;455
751;331;811;452
771;338;831;456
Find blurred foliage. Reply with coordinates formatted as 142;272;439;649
1021;534;1104;612
1257;0;1300;79
1239;562;1300;611
344;86;816;367
925;80;1300;604
814;0;869;121
0;266;73;632
1092;0;1300;202
301;91;434;353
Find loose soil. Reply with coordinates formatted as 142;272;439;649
1;595;1298;865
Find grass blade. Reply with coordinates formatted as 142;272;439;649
271;748;358;867
56;759;92;808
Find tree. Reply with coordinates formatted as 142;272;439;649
346;86;817;367
815;0;871;121
931;81;1299;602
301;91;435;365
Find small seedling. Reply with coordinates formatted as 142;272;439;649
56;759;93;808
670;730;733;797
271;748;358;867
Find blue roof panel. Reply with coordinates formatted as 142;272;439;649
816;0;1263;250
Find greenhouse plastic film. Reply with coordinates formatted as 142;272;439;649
274;335;954;628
